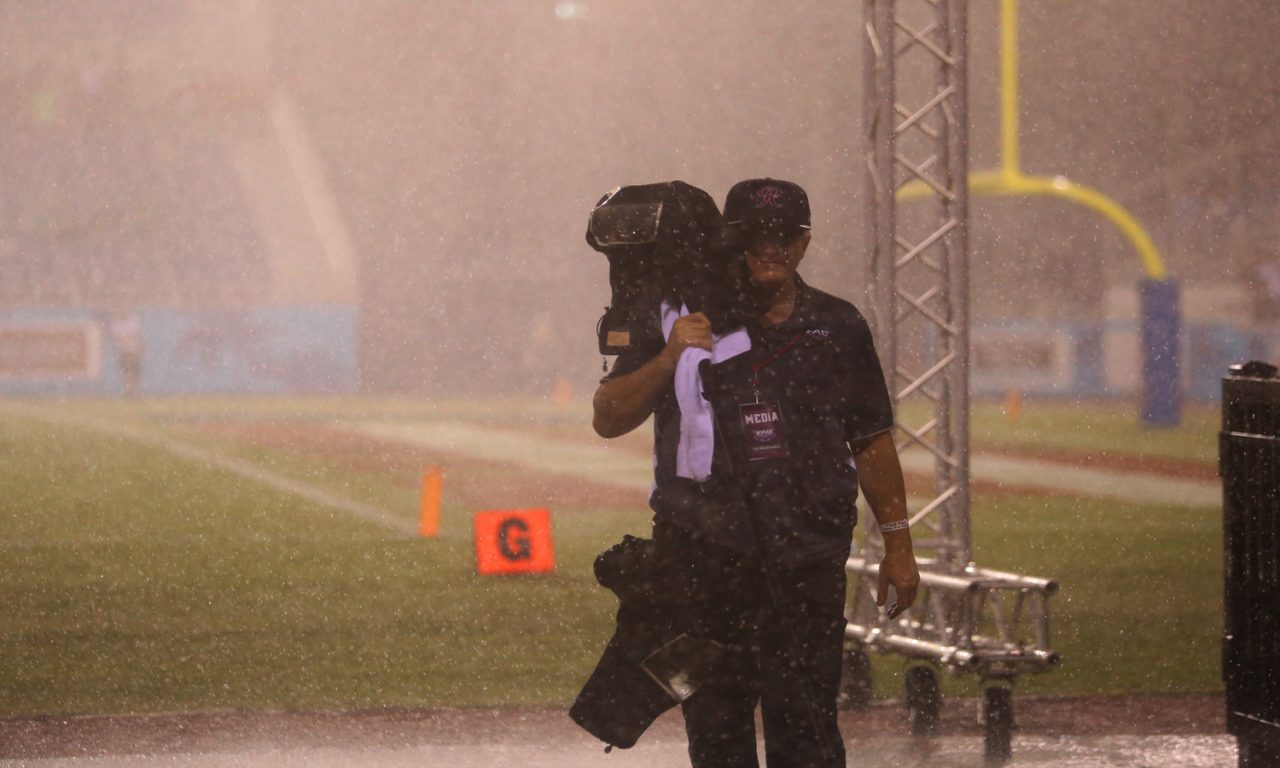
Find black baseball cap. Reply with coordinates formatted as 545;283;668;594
723;178;811;236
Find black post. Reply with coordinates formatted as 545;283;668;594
1221;361;1280;768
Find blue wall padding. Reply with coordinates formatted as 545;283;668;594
1139;278;1181;426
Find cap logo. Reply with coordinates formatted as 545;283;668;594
752;186;785;209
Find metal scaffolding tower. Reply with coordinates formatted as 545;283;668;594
845;0;1059;760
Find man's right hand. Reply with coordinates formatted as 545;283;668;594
662;312;713;365
592;312;714;439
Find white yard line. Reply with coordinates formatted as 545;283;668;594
350;420;657;493
23;409;416;537
348;421;1220;509
898;451;1221;508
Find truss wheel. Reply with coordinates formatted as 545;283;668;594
983;685;1014;765
838;646;873;710
904;665;941;736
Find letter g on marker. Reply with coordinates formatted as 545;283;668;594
497;517;532;561
473;508;555;575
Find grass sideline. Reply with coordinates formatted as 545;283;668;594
0;397;1221;716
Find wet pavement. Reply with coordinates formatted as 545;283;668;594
0;733;1238;767
0;699;1233;768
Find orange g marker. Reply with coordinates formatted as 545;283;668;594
474;508;555;575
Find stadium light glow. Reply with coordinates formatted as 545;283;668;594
554;1;586;20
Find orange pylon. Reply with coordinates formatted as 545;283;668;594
553;377;573;406
1004;389;1022;422
420;466;443;538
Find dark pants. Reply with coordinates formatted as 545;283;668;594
655;524;849;768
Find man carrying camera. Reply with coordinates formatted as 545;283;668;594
593;178;919;767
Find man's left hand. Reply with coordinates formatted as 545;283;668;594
876;545;920;620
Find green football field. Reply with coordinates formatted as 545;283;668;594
0;396;1222;716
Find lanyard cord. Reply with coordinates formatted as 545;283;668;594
750;330;806;395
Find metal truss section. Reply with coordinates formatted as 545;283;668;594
861;0;971;571
848;0;1059;689
847;557;1059;678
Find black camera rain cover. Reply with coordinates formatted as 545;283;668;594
586;181;754;355
588;200;663;248
569;599;679;749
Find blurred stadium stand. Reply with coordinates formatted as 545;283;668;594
0;2;356;395
1;0;1276;399
0;122;271;309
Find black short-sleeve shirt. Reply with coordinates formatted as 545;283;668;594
603;277;894;566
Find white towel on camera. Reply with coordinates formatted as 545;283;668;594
660;300;751;482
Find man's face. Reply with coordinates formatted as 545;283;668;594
745;229;810;290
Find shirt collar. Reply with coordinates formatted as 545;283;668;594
762;274;815;332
